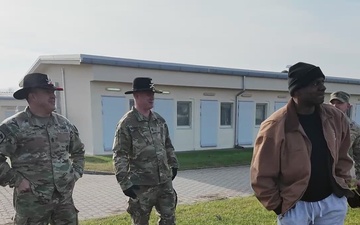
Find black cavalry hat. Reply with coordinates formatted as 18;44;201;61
124;77;163;94
13;73;63;100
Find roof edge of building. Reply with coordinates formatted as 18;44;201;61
26;54;360;85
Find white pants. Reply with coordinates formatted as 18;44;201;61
277;194;348;225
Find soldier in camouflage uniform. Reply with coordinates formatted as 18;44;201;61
113;77;179;225
0;73;85;225
330;91;360;179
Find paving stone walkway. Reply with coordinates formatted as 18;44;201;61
0;166;252;224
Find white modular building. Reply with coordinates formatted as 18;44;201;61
14;54;360;155
0;93;27;122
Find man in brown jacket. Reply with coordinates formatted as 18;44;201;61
251;62;354;225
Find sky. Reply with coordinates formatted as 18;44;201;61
1;0;360;91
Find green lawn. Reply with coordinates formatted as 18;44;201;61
84;148;253;173
81;196;360;225
84;155;114;173
176;148;253;170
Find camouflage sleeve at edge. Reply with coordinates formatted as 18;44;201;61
164;123;179;169
0;124;22;187
352;136;360;180
112;122;132;190
69;124;85;178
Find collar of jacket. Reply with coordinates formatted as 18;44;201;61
284;98;333;133
24;106;59;127
132;107;158;122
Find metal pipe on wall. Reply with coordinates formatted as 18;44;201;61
234;76;246;148
61;68;68;117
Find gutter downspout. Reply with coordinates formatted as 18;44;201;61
234;76;246;148
61;68;68;117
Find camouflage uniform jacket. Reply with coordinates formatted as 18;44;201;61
113;108;179;190
347;116;360;179
0;107;85;202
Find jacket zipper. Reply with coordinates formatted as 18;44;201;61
148;119;161;183
45;125;56;185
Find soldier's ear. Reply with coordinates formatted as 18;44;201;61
133;92;139;99
27;92;33;101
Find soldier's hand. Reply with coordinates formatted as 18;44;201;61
17;178;31;193
172;168;178;180
123;185;139;199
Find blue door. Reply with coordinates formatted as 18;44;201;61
200;100;218;147
237;101;255;145
102;96;127;151
154;99;174;141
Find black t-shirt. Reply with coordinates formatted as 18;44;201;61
298;111;333;202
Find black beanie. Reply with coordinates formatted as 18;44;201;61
288;62;325;96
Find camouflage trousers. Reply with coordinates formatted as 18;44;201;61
127;180;177;225
13;188;78;225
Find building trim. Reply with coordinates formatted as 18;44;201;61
26;54;360;85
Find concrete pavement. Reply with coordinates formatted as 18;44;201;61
0;166;252;224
